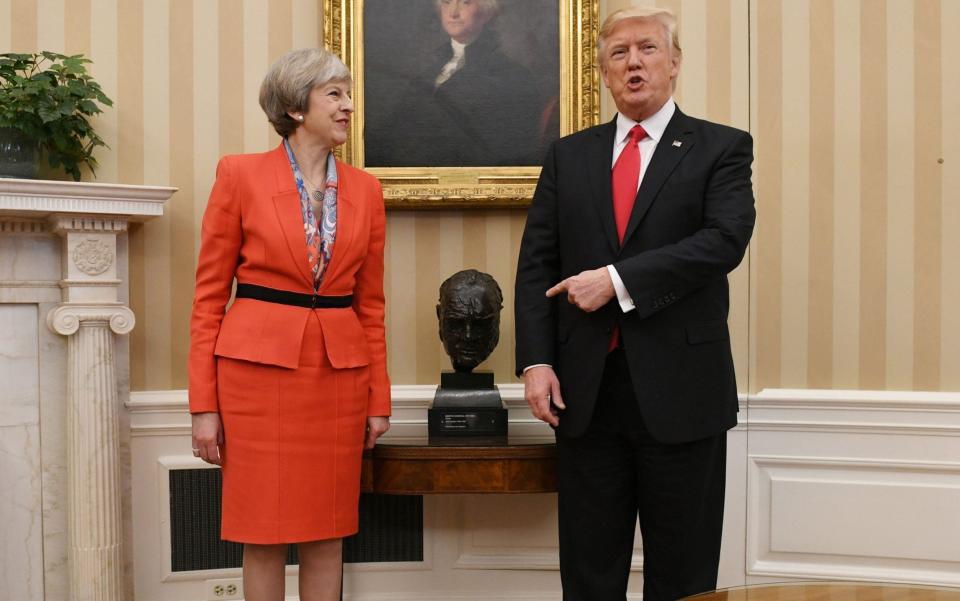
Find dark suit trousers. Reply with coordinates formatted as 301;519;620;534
557;349;727;601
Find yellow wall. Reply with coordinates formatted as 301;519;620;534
3;0;956;393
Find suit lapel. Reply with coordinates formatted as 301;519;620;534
269;145;315;287
586;118;620;255
621;109;695;246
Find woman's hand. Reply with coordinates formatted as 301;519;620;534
192;412;224;465
364;416;390;449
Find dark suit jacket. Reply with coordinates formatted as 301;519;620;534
515;108;755;443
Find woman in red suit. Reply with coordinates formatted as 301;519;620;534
188;48;390;601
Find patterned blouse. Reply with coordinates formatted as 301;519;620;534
283;138;338;291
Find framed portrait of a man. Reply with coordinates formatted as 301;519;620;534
324;0;600;208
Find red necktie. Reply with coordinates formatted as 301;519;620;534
609;124;646;351
612;124;647;241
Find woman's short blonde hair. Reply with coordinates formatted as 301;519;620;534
596;7;682;67
259;48;351;137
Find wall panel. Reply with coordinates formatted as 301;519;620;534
748;455;960;585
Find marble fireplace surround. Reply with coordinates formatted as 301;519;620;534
0;178;173;601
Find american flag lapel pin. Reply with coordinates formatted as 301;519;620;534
672;140;682;147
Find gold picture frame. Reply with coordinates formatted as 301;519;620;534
323;0;600;209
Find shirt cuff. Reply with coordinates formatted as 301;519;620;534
522;364;552;373
607;265;636;313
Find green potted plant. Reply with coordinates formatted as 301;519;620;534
0;51;113;180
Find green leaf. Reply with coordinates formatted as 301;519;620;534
37;106;60;123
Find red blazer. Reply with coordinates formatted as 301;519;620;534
188;144;390;416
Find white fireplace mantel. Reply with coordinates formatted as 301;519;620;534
0;177;170;220
0;177;174;601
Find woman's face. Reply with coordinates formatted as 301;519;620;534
295;80;353;148
438;0;492;44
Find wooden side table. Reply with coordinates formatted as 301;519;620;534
361;437;557;494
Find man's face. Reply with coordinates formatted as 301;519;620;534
600;18;679;122
437;284;500;372
438;0;492;44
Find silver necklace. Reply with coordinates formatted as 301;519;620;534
290;144;327;202
299;170;325;203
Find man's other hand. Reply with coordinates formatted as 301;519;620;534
546;267;615;312
523;366;565;428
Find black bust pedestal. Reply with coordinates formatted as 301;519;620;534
428;371;508;438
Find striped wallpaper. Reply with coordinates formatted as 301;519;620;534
752;0;957;391
2;0;955;393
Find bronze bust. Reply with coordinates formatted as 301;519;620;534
436;269;503;373
430;270;507;437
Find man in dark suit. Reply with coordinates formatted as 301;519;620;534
514;6;755;601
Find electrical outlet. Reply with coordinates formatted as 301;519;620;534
206;578;243;600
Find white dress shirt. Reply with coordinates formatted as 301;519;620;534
606;98;676;312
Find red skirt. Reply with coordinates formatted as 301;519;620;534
216;314;369;543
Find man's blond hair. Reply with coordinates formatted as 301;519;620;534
596;6;682;68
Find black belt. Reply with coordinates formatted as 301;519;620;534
235;283;353;309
